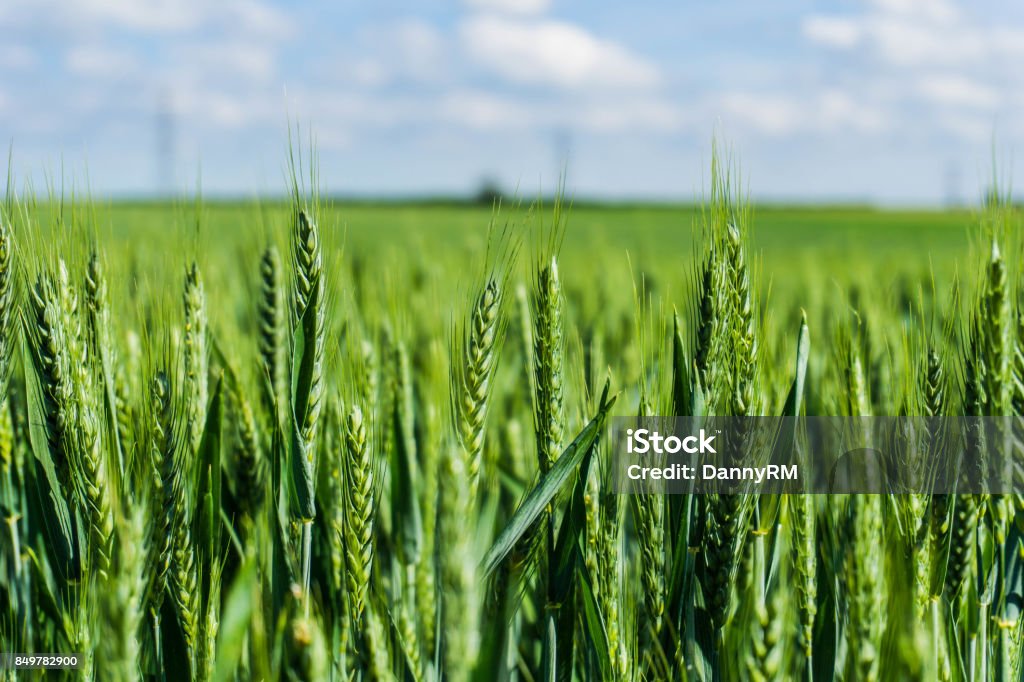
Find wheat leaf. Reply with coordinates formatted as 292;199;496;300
481;380;615;578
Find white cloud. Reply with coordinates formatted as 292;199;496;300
0;0;294;39
798;0;1022;149
228;0;295;38
179;42;278;81
329;20;449;89
384;20;448;83
65;45;139;77
718;93;802;135
286;90;413;130
988;27;1024;57
717;90;889;137
803;1;1004;67
937;113;989;142
32;0;203;32
463;0;551;16
817;90;888;133
201;94;248;127
174;86;277;128
918;74;999;109
867;0;958;24
438;90;535;130
577;98;682;133
868;16;986;66
349;59;389;88
802;16;862;49
434;88;682;133
460;16;660;90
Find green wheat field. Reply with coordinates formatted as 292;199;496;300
0;155;1019;681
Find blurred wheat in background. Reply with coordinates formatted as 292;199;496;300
0;143;1022;681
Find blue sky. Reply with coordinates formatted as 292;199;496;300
1;0;1022;203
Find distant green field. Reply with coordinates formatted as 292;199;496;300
99;200;976;282
94;200;978;332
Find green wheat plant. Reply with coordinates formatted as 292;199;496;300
0;140;1021;682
